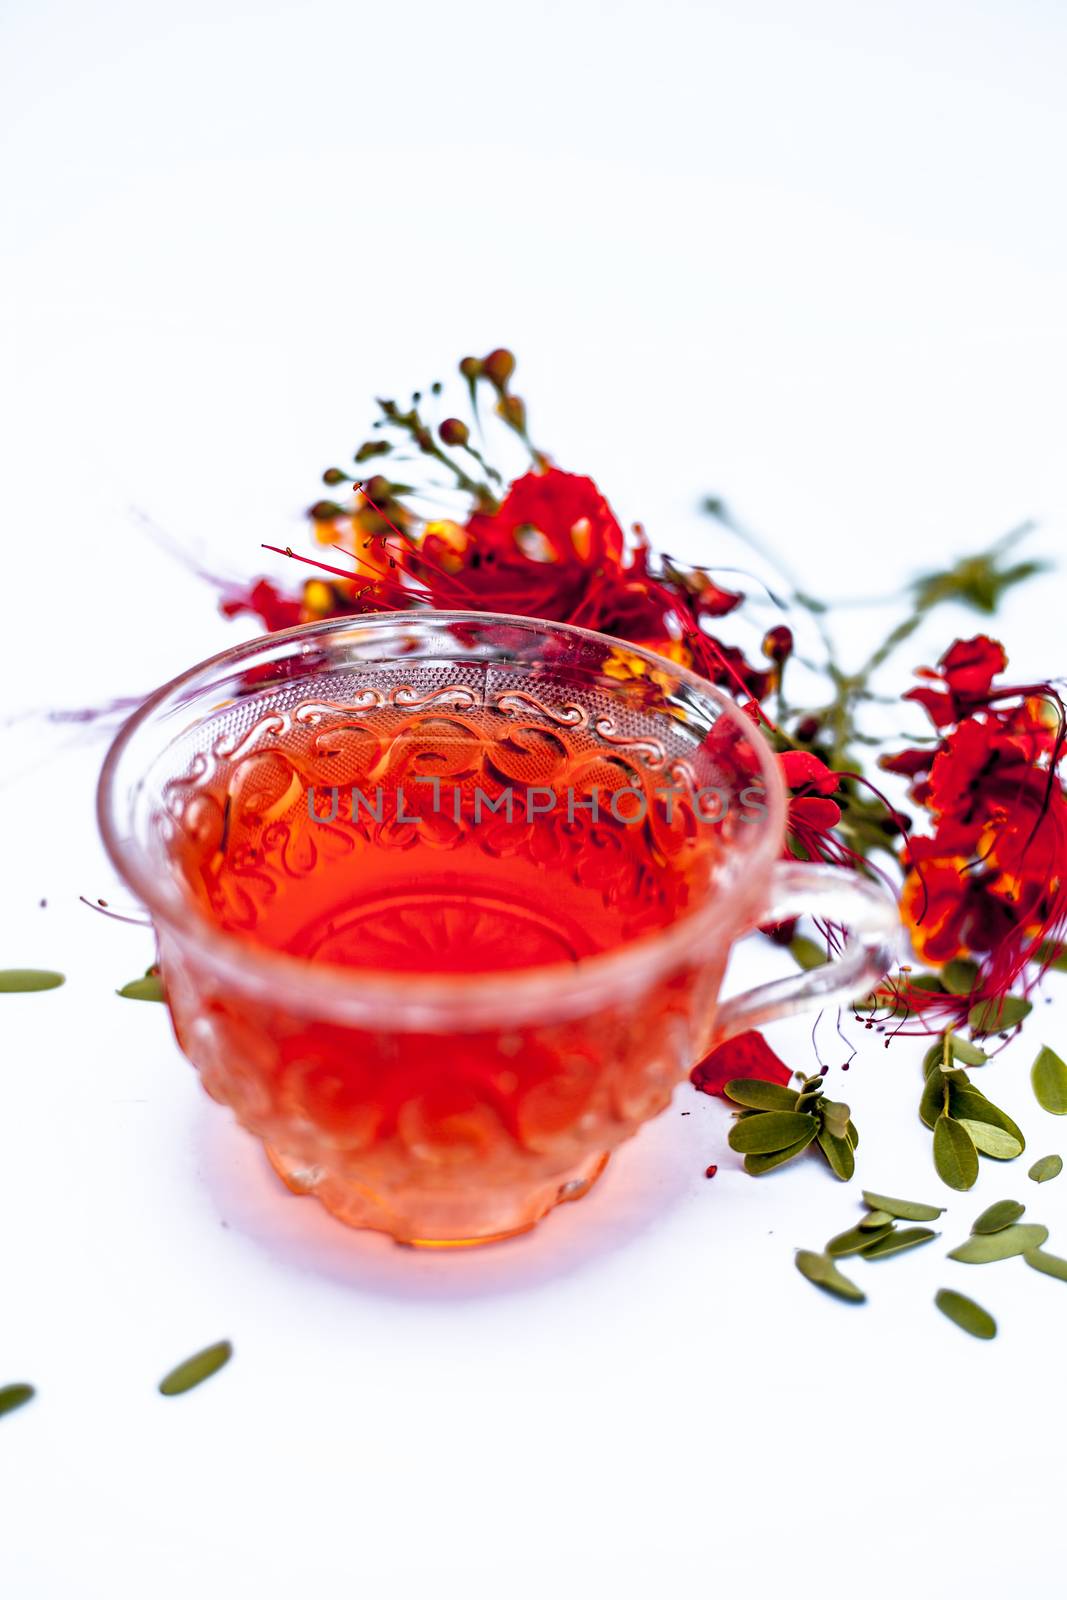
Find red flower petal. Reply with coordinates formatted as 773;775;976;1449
691;1029;792;1097
779;750;839;795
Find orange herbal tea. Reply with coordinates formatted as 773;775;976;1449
154;684;757;1240
172;702;752;974
100;615;893;1244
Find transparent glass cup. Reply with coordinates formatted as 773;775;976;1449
98;612;898;1246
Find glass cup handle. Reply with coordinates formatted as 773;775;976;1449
714;861;900;1041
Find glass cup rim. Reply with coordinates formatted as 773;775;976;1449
97;609;788;1028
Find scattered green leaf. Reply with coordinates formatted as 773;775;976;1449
0;1383;35;1417
935;1289;996;1340
971;1199;1025;1234
947;1223;1049;1263
859;1209;894;1229
1023;1248;1067;1282
158;1340;233;1397
827;1221;894;1257
0;969;65;993
1031;1046;1067;1116
1028;1154;1063;1184
795;1250;865;1303
860;1226;938;1259
861;1191;944;1222
940;959;980;997
118;972;164;1003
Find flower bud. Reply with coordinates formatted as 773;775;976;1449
308;499;345;522
459;356;483;380
321;467;347;486
484;347;516;387
439;417;470;447
762;625;794;665
497;393;526;430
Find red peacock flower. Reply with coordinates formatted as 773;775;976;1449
885;636;1067;1025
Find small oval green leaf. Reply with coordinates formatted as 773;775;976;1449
0;969;65;993
949;1036;988;1067
861;1225;938;1259
920;1068;948;1130
969;995;1033;1036
827;1222;895;1257
948;1089;1025;1151
957;1120;1023;1160
158;1340;233;1397
0;1382;35;1417
972;1199;1025;1234
743;1128;818;1174
934;1114;979;1191
861;1190;945;1222
817;1124;856;1181
947;1223;1049;1263
723;1078;799;1111
941;959;980;997
1031;1047;1067;1116
728;1111;818;1155
117;974;165;1003
1028;1154;1063;1184
1024;1248;1067;1281
859;1209;894;1229
795;1250;866;1303
790;936;828;971
935;1288;996;1340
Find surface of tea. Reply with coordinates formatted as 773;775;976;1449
169;699;740;975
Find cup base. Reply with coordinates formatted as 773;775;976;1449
263;1144;610;1247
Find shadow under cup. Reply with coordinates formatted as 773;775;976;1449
98;613;863;1245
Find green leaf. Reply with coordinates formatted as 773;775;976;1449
859;1209;894;1229
794;1250;866;1303
948;1088;1025;1152
923;1039;945;1079
1037;941;1067;974
817;1124;856;1181
827;1222;895;1257
941;959;980;997
949;1036;988;1067
969;995;1032;1035
861;1191;945;1222
728;1111;818;1155
920;1068;949;1130
934;1114;979;1190
1031;1046;1067;1116
0;969;65;993
935;1288;997;1340
947;1223;1049;1263
0;1382;35;1417
860;1226;938;1259
790;936;828;971
1024;1248;1067;1282
971;1199;1025;1234
846;1119;859;1150
723;1078;799;1111
957;1120;1023;1160
820;1100;852;1139
117;973;165;1003
158;1340;233;1397
743;1129;819;1174
1028;1154;1063;1184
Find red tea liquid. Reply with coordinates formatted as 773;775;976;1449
160;698;739;1240
172;704;725;975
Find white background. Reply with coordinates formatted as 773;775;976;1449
2;2;1067;1595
